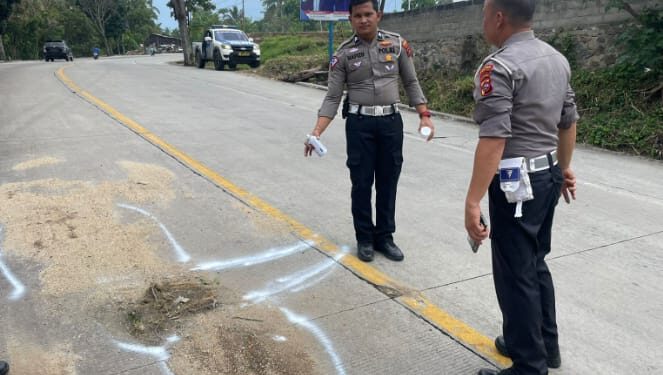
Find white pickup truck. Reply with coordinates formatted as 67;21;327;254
192;26;261;70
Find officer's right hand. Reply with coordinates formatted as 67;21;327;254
561;167;577;204
465;203;489;244
304;132;320;157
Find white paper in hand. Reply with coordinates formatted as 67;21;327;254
307;135;327;157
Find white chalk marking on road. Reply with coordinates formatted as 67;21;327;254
117;203;191;263
191;241;311;272
158;362;175;375
0;256;26;301
114;341;169;360
0;226;27;301
272;335;288;342
281;307;346;375
291;246;349;293
581;181;663;207
114;335;180;375
243;252;346;304
165;335;180;345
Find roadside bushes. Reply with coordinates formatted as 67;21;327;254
573;68;663;159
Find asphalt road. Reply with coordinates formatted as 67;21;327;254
1;54;662;375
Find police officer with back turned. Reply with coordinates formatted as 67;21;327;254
305;0;434;263
464;0;579;374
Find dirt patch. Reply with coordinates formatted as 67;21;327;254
120;276;320;375
12;156;64;171
124;275;229;344
115;160;176;205
0;160;180;297
7;342;80;375
169;305;320;375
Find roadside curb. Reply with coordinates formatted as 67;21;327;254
295;81;476;124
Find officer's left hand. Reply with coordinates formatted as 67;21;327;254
561;167;577;204
418;117;435;142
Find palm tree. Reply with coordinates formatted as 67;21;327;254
218;5;243;27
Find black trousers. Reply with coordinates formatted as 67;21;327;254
345;113;403;244
488;165;563;375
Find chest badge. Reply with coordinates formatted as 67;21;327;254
385;64;395;71
353;61;362;68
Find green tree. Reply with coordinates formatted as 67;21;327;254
2;0;157;59
260;0;307;32
4;0;80;59
0;0;20;60
125;0;160;51
607;0;662;98
77;0;115;55
167;0;215;65
188;7;220;42
106;0;159;54
218;5;242;26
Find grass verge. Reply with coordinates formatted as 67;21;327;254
252;35;662;159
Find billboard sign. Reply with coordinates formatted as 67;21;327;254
300;0;350;21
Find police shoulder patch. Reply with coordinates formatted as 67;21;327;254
402;39;413;58
330;56;339;71
479;63;494;96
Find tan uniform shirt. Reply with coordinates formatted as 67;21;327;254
473;30;580;159
318;30;427;118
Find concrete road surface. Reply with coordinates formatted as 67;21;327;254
1;54;662;375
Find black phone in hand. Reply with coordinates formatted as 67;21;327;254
468;213;488;253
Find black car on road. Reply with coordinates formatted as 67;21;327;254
43;40;73;62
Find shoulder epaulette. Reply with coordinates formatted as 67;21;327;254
379;29;401;39
338;35;359;50
481;47;515;89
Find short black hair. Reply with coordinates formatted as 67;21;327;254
493;0;536;26
349;0;379;14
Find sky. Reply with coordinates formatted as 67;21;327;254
155;0;404;30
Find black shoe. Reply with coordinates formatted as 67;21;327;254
0;360;8;375
495;335;562;369
374;240;404;261
357;242;374;262
477;368;513;375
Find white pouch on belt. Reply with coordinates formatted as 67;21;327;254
499;157;534;218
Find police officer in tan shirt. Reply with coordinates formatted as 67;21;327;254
305;0;434;262
465;1;579;374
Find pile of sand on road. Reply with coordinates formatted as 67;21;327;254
121;275;320;375
0;161;178;297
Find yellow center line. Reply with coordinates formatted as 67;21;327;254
56;66;511;368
